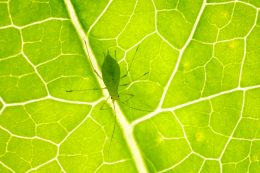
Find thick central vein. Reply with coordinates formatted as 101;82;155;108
63;0;148;172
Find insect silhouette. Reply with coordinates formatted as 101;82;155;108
102;51;120;102
67;45;150;157
101;51;122;156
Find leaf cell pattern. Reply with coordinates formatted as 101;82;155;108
0;0;259;172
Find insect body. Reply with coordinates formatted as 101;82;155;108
101;51;121;157
101;52;120;101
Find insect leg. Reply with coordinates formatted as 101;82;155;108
119;71;149;87
108;101;116;158
118;99;151;112
66;87;106;92
83;39;102;79
119;93;135;103
100;96;111;110
93;69;102;79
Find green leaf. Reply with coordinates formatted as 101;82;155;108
0;0;259;172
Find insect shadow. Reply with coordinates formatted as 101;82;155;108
66;44;151;157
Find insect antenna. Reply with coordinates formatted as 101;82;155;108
128;46;139;74
121;46;139;79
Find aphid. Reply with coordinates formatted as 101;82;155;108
101;51;121;156
100;50;149;156
102;51;120;102
67;45;149;157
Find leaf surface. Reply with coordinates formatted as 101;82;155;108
0;0;260;172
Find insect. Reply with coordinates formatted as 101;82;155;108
67;45;149;157
99;49;150;156
102;51;120;102
101;51;122;156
